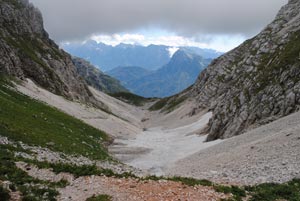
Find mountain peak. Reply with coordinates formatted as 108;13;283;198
170;49;200;64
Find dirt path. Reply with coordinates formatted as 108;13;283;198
59;177;228;201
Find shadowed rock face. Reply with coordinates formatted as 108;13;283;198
184;0;300;140
0;0;93;102
72;57;129;94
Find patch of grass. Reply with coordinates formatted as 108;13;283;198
170;177;212;186
254;30;300;94
149;96;186;113
49;179;69;188
0;145;60;201
246;179;300;201
109;92;152;106
142;175;212;187
142;175;164;181
30;161;101;178
149;98;169;111
0;79;111;161
18;157;137;179
18;157;213;187
164;96;187;112
215;185;246;201
0;185;10;201
86;194;112;201
217;74;226;82
4;36;47;68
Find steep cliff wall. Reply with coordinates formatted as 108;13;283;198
187;0;300;140
0;0;93;102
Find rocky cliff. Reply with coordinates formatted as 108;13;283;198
72;57;129;94
186;0;300;140
0;0;93;102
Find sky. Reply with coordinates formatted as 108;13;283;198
29;0;287;52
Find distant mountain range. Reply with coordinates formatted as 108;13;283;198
62;41;222;71
107;50;212;97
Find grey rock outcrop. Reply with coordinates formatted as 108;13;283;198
185;0;300;140
0;0;93;102
72;57;129;94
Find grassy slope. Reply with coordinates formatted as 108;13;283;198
0;79;111;160
109;91;153;106
149;96;187;112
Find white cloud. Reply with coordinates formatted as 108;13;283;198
90;33;246;52
29;0;287;42
91;34;145;46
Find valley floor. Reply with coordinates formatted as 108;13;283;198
109;112;222;175
16;79;300;185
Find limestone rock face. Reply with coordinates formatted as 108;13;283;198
186;0;300;140
0;0;93;102
72;57;129;94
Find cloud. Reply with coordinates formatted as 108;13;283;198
91;34;145;46
29;0;287;42
89;33;245;52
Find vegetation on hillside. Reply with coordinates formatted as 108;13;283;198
149;96;187;112
109;92;153;106
1;139;300;201
0;185;10;201
0;77;111;160
246;179;300;201
20;158;137;179
0;145;66;201
86;194;112;201
255;30;300;93
0;0;23;9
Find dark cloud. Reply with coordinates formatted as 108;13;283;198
29;0;287;42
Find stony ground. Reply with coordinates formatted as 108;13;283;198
167;110;300;185
109;112;222;175
17;162;228;201
0;135;143;176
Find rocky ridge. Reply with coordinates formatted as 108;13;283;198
72;57;129;94
183;0;300;140
0;0;93;103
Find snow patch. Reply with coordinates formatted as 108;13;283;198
168;47;179;57
111;112;223;175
